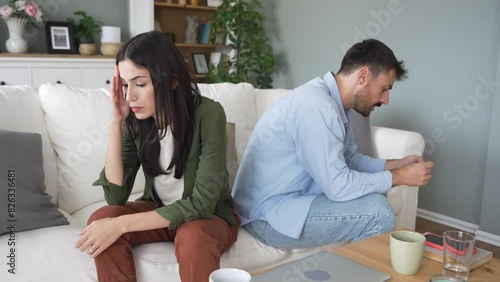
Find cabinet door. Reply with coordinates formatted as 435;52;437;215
0;68;30;86
83;68;114;89
32;68;82;87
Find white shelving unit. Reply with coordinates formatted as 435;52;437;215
0;54;114;88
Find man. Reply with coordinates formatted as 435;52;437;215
231;39;434;248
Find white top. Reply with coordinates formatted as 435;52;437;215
154;127;184;206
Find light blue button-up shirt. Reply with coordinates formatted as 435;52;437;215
232;72;392;239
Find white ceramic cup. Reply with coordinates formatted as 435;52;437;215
209;268;251;282
390;230;426;275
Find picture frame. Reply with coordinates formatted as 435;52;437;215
45;21;77;54
192;53;209;74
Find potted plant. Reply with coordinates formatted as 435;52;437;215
207;0;276;89
66;11;101;55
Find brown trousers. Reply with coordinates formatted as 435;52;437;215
87;201;240;282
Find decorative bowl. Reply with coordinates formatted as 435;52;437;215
100;42;123;56
79;43;96;55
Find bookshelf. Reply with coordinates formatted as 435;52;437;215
154;2;222;80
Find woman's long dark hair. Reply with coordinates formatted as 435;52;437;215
117;31;201;178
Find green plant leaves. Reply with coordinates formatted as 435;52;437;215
208;0;276;89
66;11;101;42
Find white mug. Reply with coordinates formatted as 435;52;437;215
390;230;426;275
209;268;251;282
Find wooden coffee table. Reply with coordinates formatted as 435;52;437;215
332;229;500;281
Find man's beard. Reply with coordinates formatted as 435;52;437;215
352;89;382;117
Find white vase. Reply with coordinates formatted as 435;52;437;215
5;17;28;54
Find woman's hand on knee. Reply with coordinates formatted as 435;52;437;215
75;217;126;258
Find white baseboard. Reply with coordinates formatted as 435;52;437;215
417;208;479;233
476;230;500;247
417;208;500;247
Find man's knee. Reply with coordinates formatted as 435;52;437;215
381;208;396;232
371;194;396;232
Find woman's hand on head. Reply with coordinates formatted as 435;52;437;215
110;66;130;123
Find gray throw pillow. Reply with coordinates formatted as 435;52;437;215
350;111;374;157
0;130;68;234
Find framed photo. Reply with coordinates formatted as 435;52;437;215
192;53;209;74
45;21;77;54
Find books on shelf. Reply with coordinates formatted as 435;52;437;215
423;242;493;271
199;21;211;44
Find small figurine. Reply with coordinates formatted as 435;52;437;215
154;20;163;32
185;16;199;44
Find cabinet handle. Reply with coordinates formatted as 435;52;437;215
0;81;5;86
106;80;110;84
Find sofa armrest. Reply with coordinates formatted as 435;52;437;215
370;125;425;231
370;125;425;159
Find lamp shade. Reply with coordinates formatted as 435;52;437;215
101;26;121;43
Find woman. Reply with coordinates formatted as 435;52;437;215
75;31;240;282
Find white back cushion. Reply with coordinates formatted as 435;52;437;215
38;83;145;214
254;88;290;119
198;83;257;162
0;85;59;204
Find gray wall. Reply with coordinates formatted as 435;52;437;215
0;0;129;53
263;0;500;236
480;53;500;236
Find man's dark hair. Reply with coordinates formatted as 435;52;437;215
337;39;408;81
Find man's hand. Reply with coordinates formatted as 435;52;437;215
391;161;434;187
385;155;423;170
75;217;125;258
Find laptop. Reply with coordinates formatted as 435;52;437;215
252;251;391;282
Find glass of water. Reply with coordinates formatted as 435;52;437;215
429;274;465;282
442;231;476;281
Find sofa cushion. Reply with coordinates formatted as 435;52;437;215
0;130;69;234
198;83;257;162
0;85;59;204
254;88;290;119
0;225;96;281
131;228;347;282
38;83;145;214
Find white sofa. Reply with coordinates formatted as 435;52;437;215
0;82;425;282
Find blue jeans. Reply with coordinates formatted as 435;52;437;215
244;193;395;248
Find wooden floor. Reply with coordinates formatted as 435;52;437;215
415;217;500;259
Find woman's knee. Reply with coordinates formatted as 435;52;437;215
87;205;127;225
175;220;219;257
176;220;213;244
